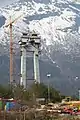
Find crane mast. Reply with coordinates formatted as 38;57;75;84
5;15;23;85
10;21;13;84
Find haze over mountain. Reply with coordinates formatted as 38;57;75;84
0;0;80;96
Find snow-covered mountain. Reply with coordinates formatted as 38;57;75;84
0;0;80;55
0;0;80;95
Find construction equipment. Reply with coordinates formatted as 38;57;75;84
5;14;23;85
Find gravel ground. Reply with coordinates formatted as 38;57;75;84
0;111;80;120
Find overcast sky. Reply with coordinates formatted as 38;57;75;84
0;0;18;7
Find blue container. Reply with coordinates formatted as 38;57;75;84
10;102;15;109
6;102;15;111
6;102;10;111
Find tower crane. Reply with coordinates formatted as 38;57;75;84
5;14;23;85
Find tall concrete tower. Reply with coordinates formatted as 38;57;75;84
33;46;40;83
30;32;41;84
19;32;41;88
19;33;28;88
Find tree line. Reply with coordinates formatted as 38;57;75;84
0;83;65;103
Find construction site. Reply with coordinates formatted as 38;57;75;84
0;0;80;119
0;15;78;120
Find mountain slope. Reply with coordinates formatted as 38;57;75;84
0;0;80;95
